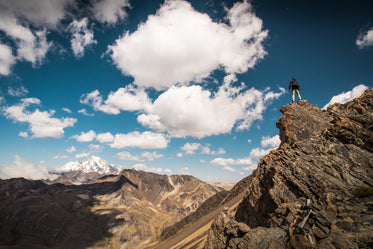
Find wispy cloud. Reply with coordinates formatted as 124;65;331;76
68;17;97;58
116;151;140;161
78;108;94;116
0;155;57;180
178;167;190;175
18;131;29;138
3;98;77;138
8;86;29;97
54;154;68;159
132;163;171;175
140;151;163;161
210;134;280;173
62;107;72;113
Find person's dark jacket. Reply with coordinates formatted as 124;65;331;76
289;77;300;90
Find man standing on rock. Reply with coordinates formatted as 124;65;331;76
289;77;302;103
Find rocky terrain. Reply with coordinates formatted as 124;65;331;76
154;90;373;249
0;169;221;249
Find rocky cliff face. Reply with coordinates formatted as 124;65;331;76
204;90;373;249
0;169;221;249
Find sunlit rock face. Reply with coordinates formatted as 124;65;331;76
204;90;373;249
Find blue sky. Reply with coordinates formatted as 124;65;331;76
0;0;372;183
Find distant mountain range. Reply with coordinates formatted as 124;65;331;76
0;169;222;248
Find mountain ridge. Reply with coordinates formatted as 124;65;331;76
0;168;222;248
205;90;373;249
153;89;373;249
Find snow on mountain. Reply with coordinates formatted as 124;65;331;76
54;156;122;175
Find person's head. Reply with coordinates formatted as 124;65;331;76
292;77;296;80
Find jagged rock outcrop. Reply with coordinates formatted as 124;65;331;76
204;90;373;249
0;169;221;249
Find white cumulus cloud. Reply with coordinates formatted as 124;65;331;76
0;0;73;28
138;84;285;138
356;27;373;49
96;132;115;143
3;98;77;138
0;0;72;73
181;142;201;155
261;135;280;148
210;158;236;166
84;81;285;139
110;131;169;149
0;43;16;76
108;0;268;89
322;84;369;110
0;155;57;180
76;152;90;159
71;130;97;142
141;151;164;161
0;10;52;66
66;146;76;153
80;85;152;115
18;131;29;138
92;0;130;25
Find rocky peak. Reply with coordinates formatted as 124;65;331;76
54;156;121;175
204;90;373;249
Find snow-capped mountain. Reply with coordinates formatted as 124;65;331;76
54;156;122;175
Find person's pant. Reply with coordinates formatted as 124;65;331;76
292;89;301;102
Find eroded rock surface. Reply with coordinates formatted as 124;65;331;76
205;90;373;249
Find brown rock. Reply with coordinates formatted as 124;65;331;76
203;90;373;249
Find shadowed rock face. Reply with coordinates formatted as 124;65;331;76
0;169;221;249
204;90;373;249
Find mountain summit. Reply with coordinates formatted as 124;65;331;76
55;156;121;175
52;156;122;184
204;90;373;249
154;90;373;249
